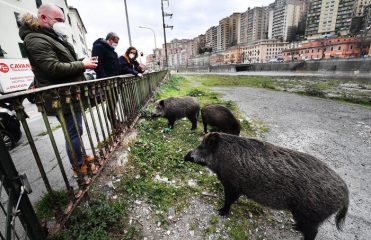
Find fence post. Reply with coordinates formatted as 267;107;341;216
0;134;46;240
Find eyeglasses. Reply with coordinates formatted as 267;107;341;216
130;51;137;54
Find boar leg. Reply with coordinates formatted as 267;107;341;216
292;211;319;240
188;116;198;130
168;118;176;129
218;183;240;216
202;120;208;133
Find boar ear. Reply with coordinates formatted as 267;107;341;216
205;132;219;150
159;100;165;107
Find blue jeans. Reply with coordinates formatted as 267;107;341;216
58;112;83;166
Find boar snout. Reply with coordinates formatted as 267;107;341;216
184;151;194;162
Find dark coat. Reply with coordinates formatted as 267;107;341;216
91;38;120;78
118;56;143;76
19;13;84;115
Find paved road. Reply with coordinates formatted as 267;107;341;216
212;86;371;240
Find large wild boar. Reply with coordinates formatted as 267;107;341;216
152;96;200;130
201;104;240;135
184;132;349;240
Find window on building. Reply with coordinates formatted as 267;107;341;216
35;0;42;8
68;15;72;26
338;46;341;50
18;42;27;58
350;45;353;49
14;12;21;28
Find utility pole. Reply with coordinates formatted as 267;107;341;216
124;0;132;46
161;0;173;69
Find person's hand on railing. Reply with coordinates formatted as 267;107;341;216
82;57;98;69
137;73;143;78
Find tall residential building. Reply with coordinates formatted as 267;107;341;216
217;17;230;52
318;0;340;35
354;0;371;16
229;13;241;46
267;3;275;39
305;0;322;38
335;0;355;35
205;26;217;52
270;0;302;41
271;0;287;40
240;7;269;44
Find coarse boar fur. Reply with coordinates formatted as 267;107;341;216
201;104;241;135
184;132;349;240
152;96;200;130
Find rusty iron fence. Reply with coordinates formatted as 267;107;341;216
0;71;168;239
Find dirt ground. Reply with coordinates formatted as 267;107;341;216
212;86;371;240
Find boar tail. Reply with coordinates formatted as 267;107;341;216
335;191;349;231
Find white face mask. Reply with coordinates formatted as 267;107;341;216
111;43;118;49
53;22;70;38
129;53;135;59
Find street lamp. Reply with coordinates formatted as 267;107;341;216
138;26;157;49
139;26;157;71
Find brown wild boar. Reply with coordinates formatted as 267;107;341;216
184;132;349;240
152;96;200;130
201;104;240;135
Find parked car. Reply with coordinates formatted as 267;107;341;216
0;104;22;150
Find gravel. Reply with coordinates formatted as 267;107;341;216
212;86;371;240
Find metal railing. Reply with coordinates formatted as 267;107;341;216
0;71;168;239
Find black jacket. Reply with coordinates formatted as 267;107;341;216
118;56;143;76
91;38;120;78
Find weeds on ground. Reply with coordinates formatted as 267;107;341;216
48;74;264;239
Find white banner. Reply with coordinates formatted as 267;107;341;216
0;58;34;94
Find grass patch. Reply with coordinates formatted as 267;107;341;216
52;74;265;239
52;196;134;240
35;190;68;220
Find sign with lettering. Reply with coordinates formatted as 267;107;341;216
0;59;34;93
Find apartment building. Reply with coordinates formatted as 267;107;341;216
354;0;371;16
205;26;217;52
240;39;289;63
224;46;241;64
229;13;241;46
336;0;356;35
0;0;88;59
305;0;322;38
240;7;269;44
270;0;303;41
217;17;230;52
318;0;340;36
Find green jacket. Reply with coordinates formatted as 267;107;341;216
19;13;85;115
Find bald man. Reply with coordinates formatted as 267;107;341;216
19;4;98;185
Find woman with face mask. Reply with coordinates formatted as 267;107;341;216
118;47;145;78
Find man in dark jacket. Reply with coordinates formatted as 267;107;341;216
92;32;120;78
19;4;98;185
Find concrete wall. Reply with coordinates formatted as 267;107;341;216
249;58;371;73
177;58;371;74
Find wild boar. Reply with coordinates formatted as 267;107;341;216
201;104;240;135
152;96;200;130
184;132;349;240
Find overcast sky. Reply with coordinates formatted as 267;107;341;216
68;0;274;57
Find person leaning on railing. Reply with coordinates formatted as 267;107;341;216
118;47;146;78
18;4;98;183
